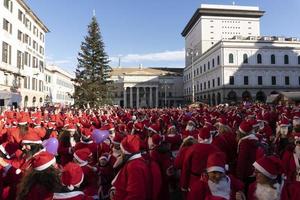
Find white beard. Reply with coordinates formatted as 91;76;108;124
295;146;300;159
185;125;194;131
208;176;230;200
70;136;76;147
255;183;281;200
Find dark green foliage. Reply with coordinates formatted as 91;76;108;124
72;16;113;107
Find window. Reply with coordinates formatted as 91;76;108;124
24;52;29;65
204;82;206;90
4;0;12;12
229;53;234;63
244;76;249;85
2;42;11;64
243;54;248;64
257;54;262;64
17;30;23;41
229;76;234;85
271;54;276;64
285;76;290;85
258;76;262;85
212;59;215;67
33;57;38;68
196;68;199;75
217;56;220;65
284;55;289;64
3;18;12;34
32;78;36;90
200;83;202;91
204;64;206;72
208;81;210;89
200;66;202;74
18;10;23;21
298;56;300;65
218;77;220;86
271;76;276;85
208;61;210;70
299;77;300;85
17;50;23;69
213;79;215;87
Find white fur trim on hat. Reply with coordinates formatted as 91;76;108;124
73;153;88;166
34;157;56;171
53;191;84;199
22;140;43;144
253;161;277;179
198;135;213;144
239;126;247;135
207;166;225;173
66;173;84;191
18;122;28;125
120;143;131;155
148;127;158;134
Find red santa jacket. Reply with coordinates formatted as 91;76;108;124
236;134;259;181
181;143;220;190
187;175;244;200
282;149;299;182
112;153;157;200
23;184;53;200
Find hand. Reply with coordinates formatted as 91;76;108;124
0;157;9;167
236;191;246;200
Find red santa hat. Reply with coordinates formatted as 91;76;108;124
218;116;227;126
22;130;42;144
293;133;300;144
253;155;283;179
239;121;253;134
32;151;56;171
65;123;76;132
198;128;213;144
99;152;111;163
206;152;226;173
120;135;141;155
61;162;84;191
118;124;127;132
34;118;41;126
133;122;144;132
147;124;160;134
0;142;20;159
81;128;92;139
18;116;28;125
151;134;163;146
73;148;91;166
167;124;176;131
112;133;124;145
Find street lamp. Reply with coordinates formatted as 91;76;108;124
186;48;198;103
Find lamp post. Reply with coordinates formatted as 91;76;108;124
186;48;198;103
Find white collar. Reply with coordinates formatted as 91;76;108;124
128;153;142;161
53;191;84;199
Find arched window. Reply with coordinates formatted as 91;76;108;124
257;54;262;64
229;53;234;63
243;54;248;64
271;54;276;64
284;55;289;64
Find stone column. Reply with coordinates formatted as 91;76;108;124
136;87;139;108
149;87;153;108
123;87;127;108
130;87;133;108
155;87;159;108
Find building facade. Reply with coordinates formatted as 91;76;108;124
0;0;49;107
110;67;184;108
182;4;300;104
44;65;75;106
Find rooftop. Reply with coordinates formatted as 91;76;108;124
110;67;183;76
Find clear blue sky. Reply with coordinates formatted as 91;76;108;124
26;0;300;72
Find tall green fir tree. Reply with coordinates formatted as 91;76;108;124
73;16;112;108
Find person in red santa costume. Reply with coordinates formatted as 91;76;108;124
182;120;199;139
236;120;259;188
180;127;220;194
53;162;93;200
110;135;161;200
282;132;300;182
73;148;98;198
187;152;245;200
247;155;288;200
16;151;60;200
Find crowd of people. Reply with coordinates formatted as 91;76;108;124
0;103;300;200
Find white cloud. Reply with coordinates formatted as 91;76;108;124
110;49;185;63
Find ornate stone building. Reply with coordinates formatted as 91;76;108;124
110;67;184;108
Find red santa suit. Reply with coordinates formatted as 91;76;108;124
181;128;220;190
112;135;160;200
236;122;259;182
187;152;244;200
